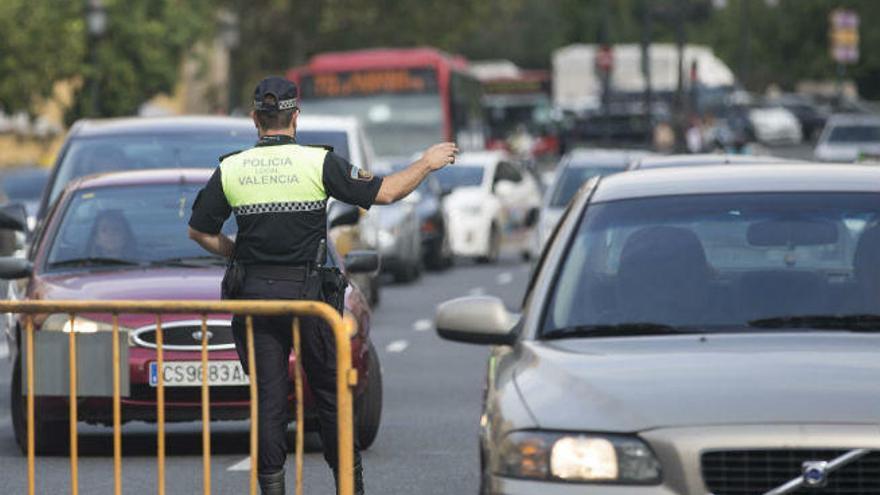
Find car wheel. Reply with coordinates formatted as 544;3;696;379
11;355;69;455
355;342;383;450
477;226;500;264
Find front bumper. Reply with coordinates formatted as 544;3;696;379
488;476;676;495
447;212;491;257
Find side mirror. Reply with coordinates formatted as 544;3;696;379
0;203;28;232
328;201;361;229
344;250;380;275
0;257;32;279
435;296;520;345
524;207;540;228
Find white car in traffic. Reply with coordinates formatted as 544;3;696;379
814;114;880;162
436;151;541;262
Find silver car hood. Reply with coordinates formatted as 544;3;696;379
514;333;880;432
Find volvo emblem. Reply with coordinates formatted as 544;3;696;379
802;460;829;488
192;330;214;342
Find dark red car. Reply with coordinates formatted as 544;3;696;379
0;168;383;454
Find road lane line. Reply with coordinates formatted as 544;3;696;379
468;287;486;296
412;319;432;332
0;339;7;360
227;456;251;471
496;272;514;285
385;340;409;353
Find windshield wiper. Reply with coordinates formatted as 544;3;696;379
748;314;880;332
543;323;698;340
149;255;227;267
49;257;143;268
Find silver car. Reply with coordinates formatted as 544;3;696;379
437;164;880;494
814;114;880;162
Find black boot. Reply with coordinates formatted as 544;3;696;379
258;469;285;495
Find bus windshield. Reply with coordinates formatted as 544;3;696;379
302;94;443;157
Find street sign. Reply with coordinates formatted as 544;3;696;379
829;8;859;64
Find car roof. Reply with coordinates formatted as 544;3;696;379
632;153;798;169
72;116;254;137
592;164;880;203
826;113;880;126
71;114;360;138
565;148;652;167
454;150;509;167
67;168;212;191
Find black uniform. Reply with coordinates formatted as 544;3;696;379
189;133;382;492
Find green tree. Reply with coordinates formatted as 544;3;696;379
0;1;85;115
67;0;215;123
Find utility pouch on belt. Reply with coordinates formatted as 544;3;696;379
221;260;246;299
303;238;347;315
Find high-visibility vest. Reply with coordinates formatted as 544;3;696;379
220;144;328;216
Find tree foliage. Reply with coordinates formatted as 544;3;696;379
0;1;85;115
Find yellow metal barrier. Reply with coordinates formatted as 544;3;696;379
0;300;358;495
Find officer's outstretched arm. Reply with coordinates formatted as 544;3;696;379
375;142;459;205
188;227;235;259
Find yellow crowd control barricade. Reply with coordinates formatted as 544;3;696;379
0;299;358;495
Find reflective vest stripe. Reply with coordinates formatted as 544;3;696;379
220;144;327;207
233;199;327;216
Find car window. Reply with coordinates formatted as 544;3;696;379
542;192;880;335
549;164;623;207
495;161;523;183
0;169;49;202
296;130;351;161
50;132;256;205
433;165;485;193
828;124;880;143
45;184;235;270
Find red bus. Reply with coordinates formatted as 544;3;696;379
287;47;486;159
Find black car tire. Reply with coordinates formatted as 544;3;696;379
355;342;383;450
11;355;70;456
477;225;500;264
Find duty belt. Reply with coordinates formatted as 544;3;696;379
244;264;309;282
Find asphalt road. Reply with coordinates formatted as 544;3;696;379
0;255;531;494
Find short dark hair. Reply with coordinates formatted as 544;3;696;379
254;95;296;130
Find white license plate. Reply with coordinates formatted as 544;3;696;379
149;360;249;387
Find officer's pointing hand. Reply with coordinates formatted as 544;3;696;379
422;142;460;171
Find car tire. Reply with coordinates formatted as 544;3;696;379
477;226;500;264
355;342;383;450
11;355;70;456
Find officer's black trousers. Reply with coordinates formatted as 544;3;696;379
230;270;361;477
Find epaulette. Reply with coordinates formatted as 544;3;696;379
218;149;245;163
303;144;334;153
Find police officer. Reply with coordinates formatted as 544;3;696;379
187;76;457;495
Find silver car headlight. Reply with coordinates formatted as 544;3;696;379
496;431;661;484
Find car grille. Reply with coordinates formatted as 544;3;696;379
132;320;235;351
703;449;880;495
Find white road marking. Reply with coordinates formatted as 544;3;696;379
0;340;7;360
496;272;514;285
468;287;486;296
227;456;252;472
412;319;432;332
385;340;409;353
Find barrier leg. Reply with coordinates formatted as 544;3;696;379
25;316;35;495
68;314;79;495
201;315;211;495
156;315;165;495
292;318;304;495
112;314;122;495
333;317;356;495
246;316;258;495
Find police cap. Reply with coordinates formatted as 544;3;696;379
253;76;298;113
